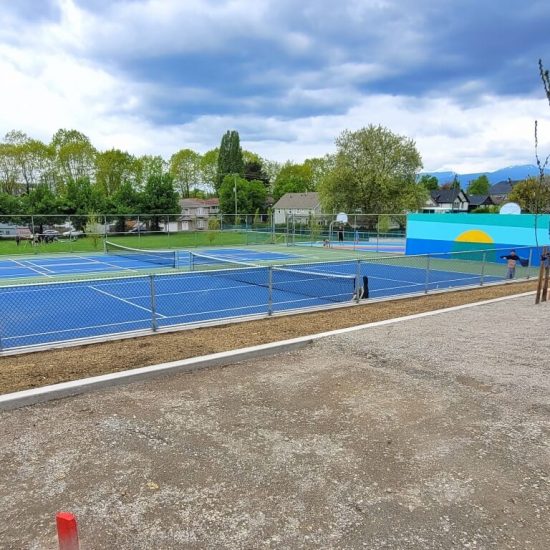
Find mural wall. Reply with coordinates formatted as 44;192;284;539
406;213;550;264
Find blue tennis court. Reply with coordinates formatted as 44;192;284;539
0;254;505;351
0;248;299;281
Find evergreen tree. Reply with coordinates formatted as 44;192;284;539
216;130;244;192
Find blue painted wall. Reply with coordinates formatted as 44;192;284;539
406;213;550;265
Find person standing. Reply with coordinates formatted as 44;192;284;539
500;249;520;279
338;225;344;243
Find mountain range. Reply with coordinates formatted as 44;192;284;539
421;164;550;188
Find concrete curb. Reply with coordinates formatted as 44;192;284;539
0;291;535;411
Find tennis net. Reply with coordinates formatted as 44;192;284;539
105;241;177;268
189;251;356;303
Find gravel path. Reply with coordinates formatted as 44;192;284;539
0;293;549;549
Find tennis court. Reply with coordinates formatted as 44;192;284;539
0;245;507;351
0;247;299;281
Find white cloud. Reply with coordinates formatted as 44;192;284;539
1;0;549;175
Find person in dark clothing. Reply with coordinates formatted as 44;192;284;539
500;249;520;279
338;225;344;242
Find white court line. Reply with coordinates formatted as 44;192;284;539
10;259;54;278
2;316;154;343
74;254;142;273
89;285;167;318
24;260;55;273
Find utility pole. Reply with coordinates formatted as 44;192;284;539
233;174;238;225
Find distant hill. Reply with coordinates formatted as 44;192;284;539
420;165;549;187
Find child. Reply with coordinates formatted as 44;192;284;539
500;249;520;279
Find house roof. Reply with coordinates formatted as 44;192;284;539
180;198;219;208
489;180;519;195
273;192;320;209
430;189;468;204
467;194;494;206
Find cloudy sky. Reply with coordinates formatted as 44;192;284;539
1;0;550;172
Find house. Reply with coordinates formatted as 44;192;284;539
467;194;495;211
272;192;322;225
179;198;220;231
422;189;469;213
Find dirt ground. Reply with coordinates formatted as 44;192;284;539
0;280;537;395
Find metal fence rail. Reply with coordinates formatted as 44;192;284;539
0;246;536;353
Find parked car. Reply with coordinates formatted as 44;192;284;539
62;229;85;239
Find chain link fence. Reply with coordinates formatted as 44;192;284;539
0;245;536;353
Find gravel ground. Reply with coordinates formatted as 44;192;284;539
0;280;538;395
0;290;548;549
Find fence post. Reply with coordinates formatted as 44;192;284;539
267;266;273;315
149;275;158;332
527;248;533;279
355;260;361;303
480;251;486;286
424;254;431;294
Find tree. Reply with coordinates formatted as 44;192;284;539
317;125;423;223
199;148;218;192
95;149;137;197
218;175;267;218
450;174;461;190
134;155;167;191
50;129;97;190
0;192;22;216
2;131;53;193
140;173;179;231
304;155;335;190
216;130;244;191
419;174;439;191
244;159;270;188
60;177;106;230
108;181;141;232
169;149;201;198
508;176;550;213
466;175;490;195
272;162;314;201
20;183;61;233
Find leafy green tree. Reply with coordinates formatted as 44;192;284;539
60;177;106;230
218;175;267;217
419;174;439;191
244;159;269;188
0;141;19;194
508;176;550;213
2;131;53;193
169;148;201;197
140;173;179;231
95;149;137;197
304;155;334;190
50;129;97;191
0;192;22;216
216;130;244;191
466;175;490;195
272;162;314;201
106;180;141;232
318;125;423;224
200;148;218;192
20;183;61;233
134;155;167;190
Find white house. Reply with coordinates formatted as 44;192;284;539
272;192;323;225
179;198;220;231
422;189;469;213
